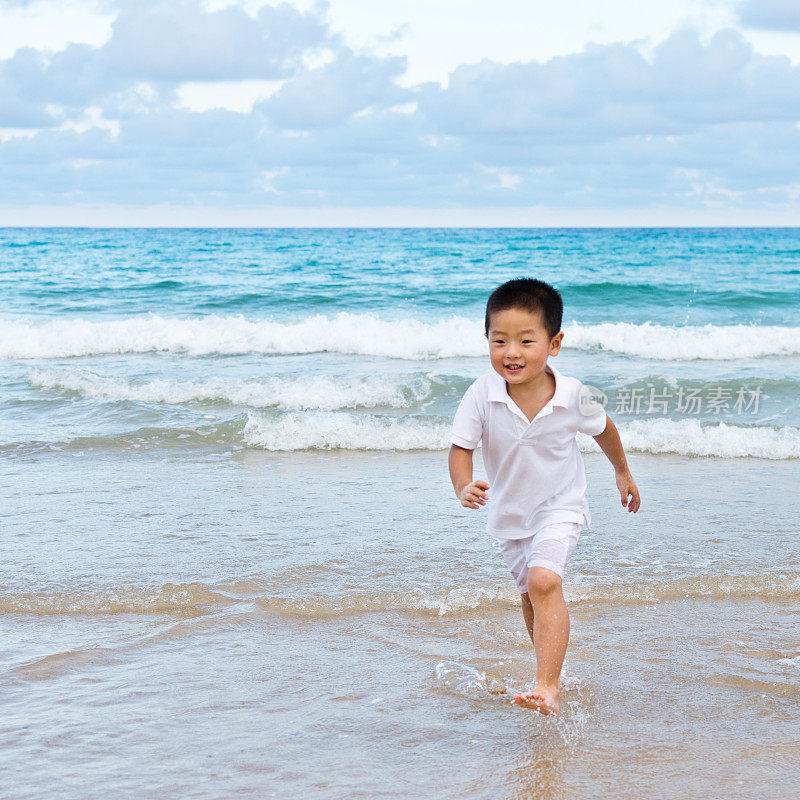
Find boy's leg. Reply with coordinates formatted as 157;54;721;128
513;567;569;715
520;592;535;645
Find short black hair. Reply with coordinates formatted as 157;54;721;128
485;278;563;339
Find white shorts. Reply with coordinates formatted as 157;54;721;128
498;521;582;593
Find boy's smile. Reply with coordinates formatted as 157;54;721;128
486;306;563;390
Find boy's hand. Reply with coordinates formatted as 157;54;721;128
616;469;640;513
459;480;490;509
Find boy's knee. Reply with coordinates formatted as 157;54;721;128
526;567;562;596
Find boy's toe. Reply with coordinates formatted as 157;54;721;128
511;690;559;715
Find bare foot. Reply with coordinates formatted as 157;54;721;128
511;685;559;715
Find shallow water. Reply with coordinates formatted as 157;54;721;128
3;450;799;799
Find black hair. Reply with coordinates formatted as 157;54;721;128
484;278;563;339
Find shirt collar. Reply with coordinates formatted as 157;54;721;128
487;362;569;410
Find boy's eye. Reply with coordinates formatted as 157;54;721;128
522;340;533;344
492;339;505;344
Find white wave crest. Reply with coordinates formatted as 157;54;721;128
586;418;800;459
0;313;484;360
567;321;800;360
26;368;431;411
243;411;800;458
4;313;799;361
243;411;452;451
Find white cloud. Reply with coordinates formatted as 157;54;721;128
104;1;328;81
0;0;113;59
418;30;800;141
481;165;522;190
175;79;285;112
257;166;289;192
739;0;800;31
0;0;336;126
277;0;745;86
2;1;800;222
58;106;119;138
259;50;410;128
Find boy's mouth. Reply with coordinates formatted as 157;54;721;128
504;364;524;372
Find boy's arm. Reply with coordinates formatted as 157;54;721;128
592;416;641;513
448;444;489;509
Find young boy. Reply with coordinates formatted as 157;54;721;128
449;278;640;716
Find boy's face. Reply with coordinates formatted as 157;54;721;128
486;306;563;387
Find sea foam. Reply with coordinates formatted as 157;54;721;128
242;411;451;451
241;412;800;458
5;573;798;618
607;418;800;459
4;314;800;360
26;368;433;411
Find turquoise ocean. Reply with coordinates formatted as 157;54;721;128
2;228;799;799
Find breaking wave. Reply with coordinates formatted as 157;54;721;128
3;314;800;360
26;368;435;411
4;413;800;458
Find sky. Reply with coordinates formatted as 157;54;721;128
2;0;800;226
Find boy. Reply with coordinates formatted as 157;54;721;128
449;278;640;716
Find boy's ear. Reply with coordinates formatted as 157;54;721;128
550;331;564;354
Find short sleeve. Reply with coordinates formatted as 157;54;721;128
578;408;608;436
576;382;608;436
451;383;483;449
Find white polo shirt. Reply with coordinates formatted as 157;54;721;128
451;363;608;540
